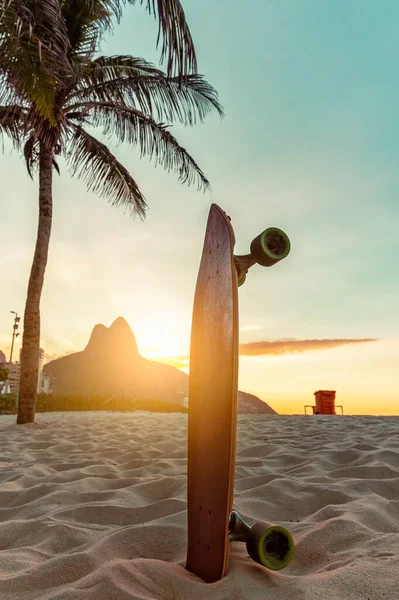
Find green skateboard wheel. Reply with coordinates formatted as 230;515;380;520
250;228;290;267
229;511;294;571
246;522;294;570
238;273;246;287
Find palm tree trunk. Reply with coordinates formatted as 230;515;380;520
17;146;53;425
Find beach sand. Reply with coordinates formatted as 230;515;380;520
0;412;398;599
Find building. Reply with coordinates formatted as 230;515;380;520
0;347;50;396
38;374;55;394
37;348;44;394
1;362;20;395
0;351;11;394
0;350;7;394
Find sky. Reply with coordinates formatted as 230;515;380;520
1;0;399;415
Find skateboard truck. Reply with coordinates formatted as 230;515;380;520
228;511;294;570
234;227;291;286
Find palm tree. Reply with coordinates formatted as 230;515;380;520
0;0;223;424
0;365;9;386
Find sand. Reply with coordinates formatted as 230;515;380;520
0;412;398;599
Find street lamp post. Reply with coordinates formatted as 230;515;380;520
9;311;20;363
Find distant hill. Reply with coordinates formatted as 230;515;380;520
238;391;277;414
44;318;277;414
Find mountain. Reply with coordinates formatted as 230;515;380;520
44;318;277;414
44;317;187;403
238;391;277;414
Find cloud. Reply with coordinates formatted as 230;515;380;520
153;356;190;370
44;353;60;363
44;349;76;364
239;324;262;333
239;339;377;356
147;339;378;368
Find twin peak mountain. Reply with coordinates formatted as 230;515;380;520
44;317;276;414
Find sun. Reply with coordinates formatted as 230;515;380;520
130;311;190;363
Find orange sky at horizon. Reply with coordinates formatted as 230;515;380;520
1;321;397;416
142;338;398;416
0;313;399;415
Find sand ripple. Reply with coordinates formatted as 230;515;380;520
0;412;398;599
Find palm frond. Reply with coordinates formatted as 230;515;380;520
0;0;69;60
69;0;197;77
60;0;112;58
0;102;60;165
23;134;40;178
0;0;71;122
0;104;25;144
53;158;61;174
65;125;147;217
66;101;210;190
77;54;164;84
0;73;22;108
130;0;197;77
69;55;223;125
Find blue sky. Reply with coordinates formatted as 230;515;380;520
1;0;399;413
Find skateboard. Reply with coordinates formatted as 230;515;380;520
186;204;293;583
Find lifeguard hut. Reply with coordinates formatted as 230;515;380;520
304;390;343;415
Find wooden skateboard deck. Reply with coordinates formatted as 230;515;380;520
186;203;239;583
